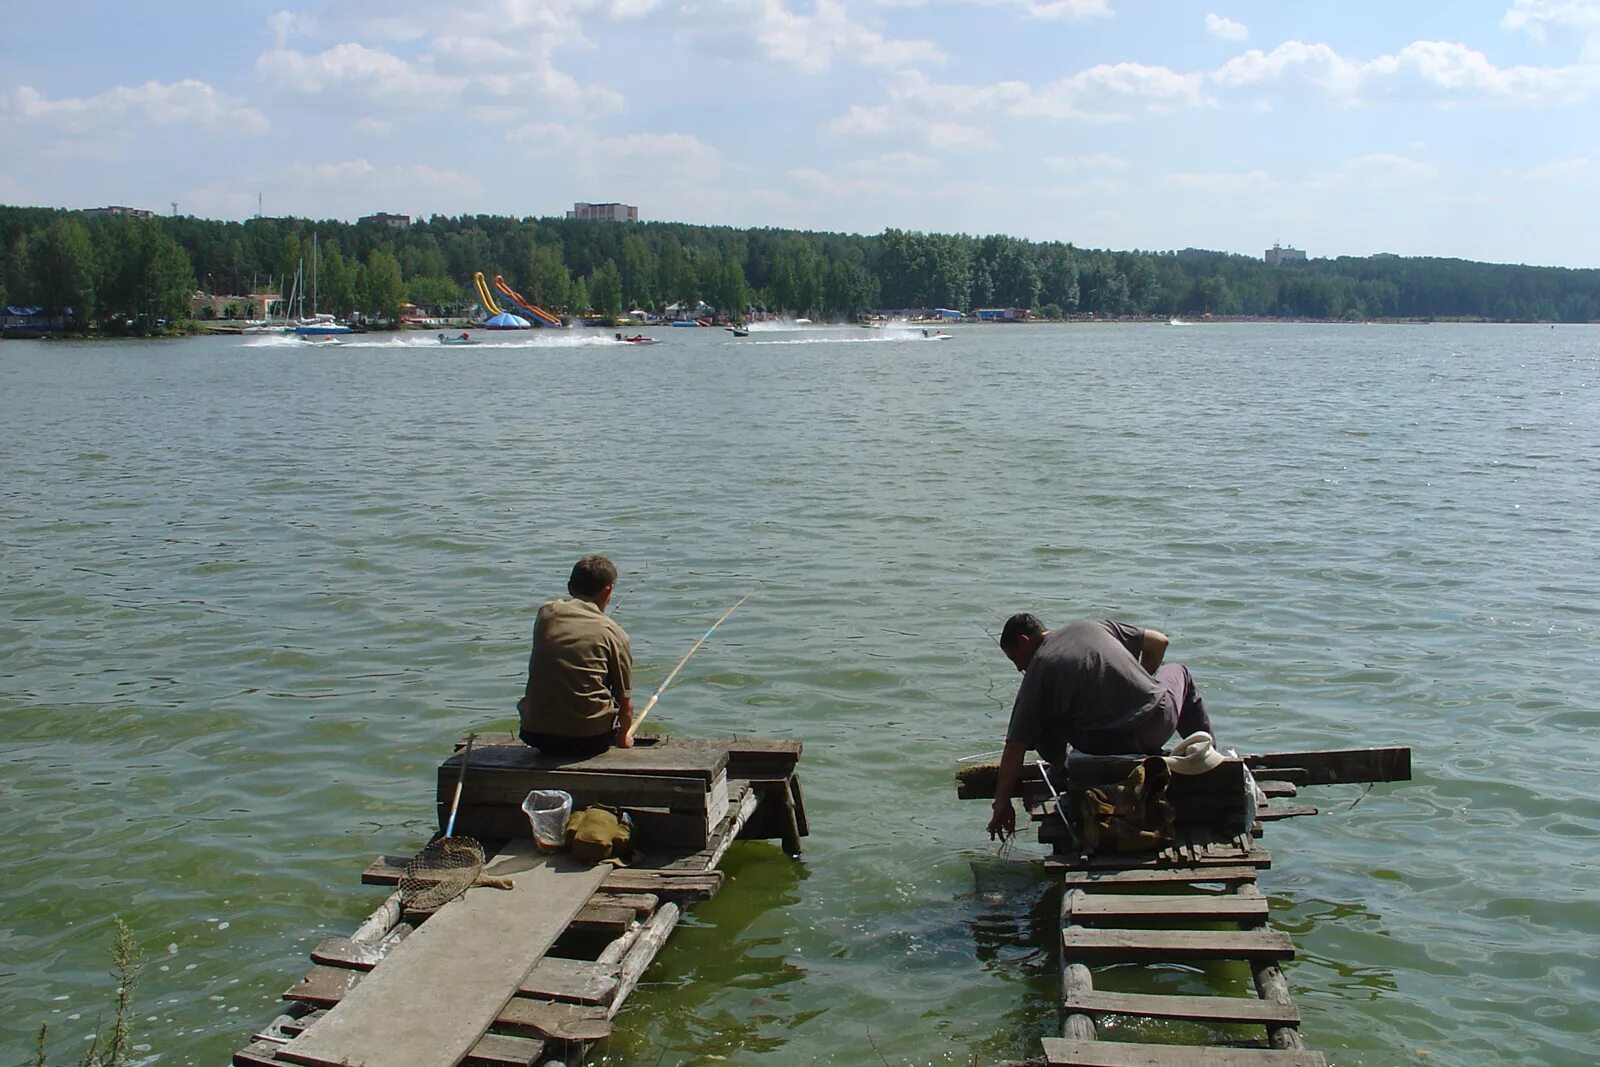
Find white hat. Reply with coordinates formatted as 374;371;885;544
1167;732;1225;775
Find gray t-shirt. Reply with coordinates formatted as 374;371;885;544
1005;619;1160;759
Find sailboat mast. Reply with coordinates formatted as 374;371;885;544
312;233;319;316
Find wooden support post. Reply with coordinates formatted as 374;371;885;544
606;902;681;1019
1061;964;1097;1041
1251;962;1310;1051
349;891;402;946
780;776;803;856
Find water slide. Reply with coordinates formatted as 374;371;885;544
472;272;504;316
493;276;563;327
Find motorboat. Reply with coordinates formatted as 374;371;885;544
438;333;480;346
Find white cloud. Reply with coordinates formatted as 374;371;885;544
1162;169;1278;192
845;151;941;176
0;80;269;140
1213;38;1600;107
1205;13;1248;41
1503;0;1600;57
1043;152;1128;172
678;0;946;73
180;159;481;220
256;44;461;105
1309;153;1436;190
1521;155;1591;180
508;124;723;191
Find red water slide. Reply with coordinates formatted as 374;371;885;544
492;276;563;326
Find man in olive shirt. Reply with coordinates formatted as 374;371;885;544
986;613;1212;840
518;555;634;756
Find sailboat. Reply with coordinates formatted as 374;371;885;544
294;234;351;339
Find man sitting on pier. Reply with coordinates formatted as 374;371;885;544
986;614;1211;840
517;555;634;757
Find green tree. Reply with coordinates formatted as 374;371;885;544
525;244;570;311
32;217;97;326
358;249;405;323
316;245;359;318
619;233;655;310
590;259;623;321
407;275;465;315
570;276;590;315
712;257;750;318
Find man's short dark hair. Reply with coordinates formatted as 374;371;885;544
1000;612;1046;650
568;555;618;598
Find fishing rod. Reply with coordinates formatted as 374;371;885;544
623;592;752;744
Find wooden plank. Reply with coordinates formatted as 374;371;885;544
1062;928;1296;963
277;842;608;1067
1242;746;1410;786
1062;990;1300;1026
283;965;361;1007
1049;848;1272;873
246;1019;547;1067
309;926;411;971
459;1033;547;1067
446;768;711;808
1042;1038;1326;1066
1055;866;1259;889
518;957;618;1006
601;868;723;900
494;998;612;1042
1256;781;1298;798
1063;891;1268;924
445;741;727;784
1257;804;1318;821
958;745;1409;799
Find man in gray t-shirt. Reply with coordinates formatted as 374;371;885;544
986;613;1212;841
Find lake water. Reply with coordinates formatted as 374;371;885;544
2;322;1596;1066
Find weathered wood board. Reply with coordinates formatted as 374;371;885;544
1061;927;1296;963
1062;990;1301;1025
276;842;608;1067
1041;1038;1327;1066
1063;890;1268;924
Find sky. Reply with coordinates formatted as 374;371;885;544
3;0;1600;267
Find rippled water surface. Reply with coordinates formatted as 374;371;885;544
3;323;1597;1065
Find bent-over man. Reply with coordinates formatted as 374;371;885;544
986;613;1212;840
518;555;634;757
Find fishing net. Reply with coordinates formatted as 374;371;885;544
399;835;510;910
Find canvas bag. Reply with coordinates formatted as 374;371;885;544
1078;756;1176;854
565;804;633;865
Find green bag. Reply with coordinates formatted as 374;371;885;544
1078;756;1176;855
565;804;633;865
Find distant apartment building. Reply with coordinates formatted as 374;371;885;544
1264;242;1307;265
359;212;411;229
81;205;155;219
567;202;638;222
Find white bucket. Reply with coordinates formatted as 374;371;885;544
522;789;573;851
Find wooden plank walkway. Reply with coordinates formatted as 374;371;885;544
235;736;803;1067
275;846;609;1067
967;743;1410;1066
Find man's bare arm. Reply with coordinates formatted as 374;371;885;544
614;695;635;748
986;739;1030;840
1141;629;1169;674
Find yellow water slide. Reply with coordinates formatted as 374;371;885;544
472;272;503;316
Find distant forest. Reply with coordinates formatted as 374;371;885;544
4;203;1600;333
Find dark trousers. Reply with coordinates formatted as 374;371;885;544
1074;664;1212;755
519;730;613;758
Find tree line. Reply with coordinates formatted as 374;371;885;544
3;204;1599;333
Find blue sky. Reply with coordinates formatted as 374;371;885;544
4;0;1599;266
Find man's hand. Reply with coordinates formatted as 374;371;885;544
614;714;635;749
987;798;1016;841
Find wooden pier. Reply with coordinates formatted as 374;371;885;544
959;746;1411;1066
234;735;805;1067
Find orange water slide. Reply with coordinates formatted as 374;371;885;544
492;276;563;327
